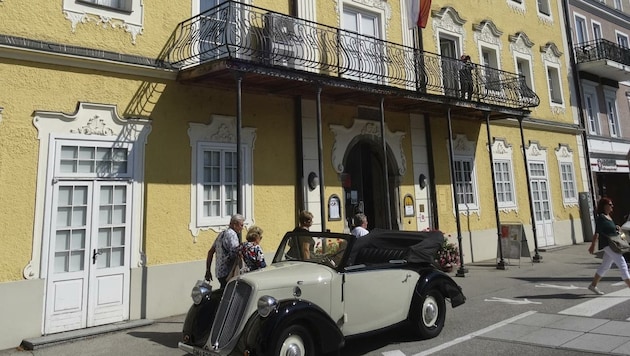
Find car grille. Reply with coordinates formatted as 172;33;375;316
210;280;252;349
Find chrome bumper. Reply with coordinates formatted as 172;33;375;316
178;342;220;356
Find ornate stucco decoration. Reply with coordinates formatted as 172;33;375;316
431;7;466;45
70;115;115;136
62;0;144;44
188;117;256;147
473;20;502;50
525;141;546;158
555;143;572;158
540;42;563;63
509;32;534;55
452;134;475;155
330;119;406;175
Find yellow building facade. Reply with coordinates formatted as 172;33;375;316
0;0;586;349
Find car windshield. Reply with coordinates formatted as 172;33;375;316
273;232;352;268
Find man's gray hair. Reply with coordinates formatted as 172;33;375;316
230;214;245;225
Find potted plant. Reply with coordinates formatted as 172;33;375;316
436;237;460;273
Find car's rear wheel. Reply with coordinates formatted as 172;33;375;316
273;324;315;356
410;288;446;339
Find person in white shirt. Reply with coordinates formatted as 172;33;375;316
351;213;369;238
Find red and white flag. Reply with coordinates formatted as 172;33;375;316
406;0;432;29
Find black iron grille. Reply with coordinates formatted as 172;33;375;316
210;280;253;349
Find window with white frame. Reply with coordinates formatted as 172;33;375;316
555;144;578;206
617;32;629;48
592;22;602;40
55;140;132;178
507;0;525;12
491;139;517;210
574;15;588;44
537;0;551;16
340;5;384;84
604;89;621;137
77;0;132;12
453;158;477;207
583;84;600;134
516;55;535;98
481;46;501;92
614;0;622;11
188;117;255;231
546;65;563;104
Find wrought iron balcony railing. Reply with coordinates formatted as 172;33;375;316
165;0;539;109
574;39;630;66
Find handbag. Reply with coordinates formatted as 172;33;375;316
608;232;630;253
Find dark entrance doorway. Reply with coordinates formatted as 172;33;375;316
343;139;398;230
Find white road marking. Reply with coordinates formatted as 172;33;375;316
382;351;407;356
559;287;630;316
535;283;584;290
612;281;626;286
411;311;537;356
484;297;542;305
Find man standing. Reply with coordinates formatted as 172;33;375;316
205;214;245;289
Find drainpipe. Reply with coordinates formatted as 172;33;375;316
485;112;506;270
315;86;326;231
446;108;466;277
236;73;243;216
519;117;542;263
380;97;392;229
560;0;596;209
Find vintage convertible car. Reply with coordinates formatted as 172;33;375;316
178;229;466;356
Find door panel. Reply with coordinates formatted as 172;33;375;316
529;163;554;247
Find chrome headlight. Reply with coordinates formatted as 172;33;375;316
191;280;212;305
257;295;278;318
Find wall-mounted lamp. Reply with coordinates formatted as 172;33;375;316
308;172;319;190
419;173;427;190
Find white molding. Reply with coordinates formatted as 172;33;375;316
555;144;578;208
448;134;480;217
30;102;152;279
63;0;144;44
491;138;518;213
329;119;406;175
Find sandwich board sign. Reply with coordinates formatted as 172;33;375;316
497;223;531;266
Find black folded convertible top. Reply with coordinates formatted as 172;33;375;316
348;228;445;265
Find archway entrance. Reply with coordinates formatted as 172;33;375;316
343;139;398;230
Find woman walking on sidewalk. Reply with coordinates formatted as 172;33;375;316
587;197;628;295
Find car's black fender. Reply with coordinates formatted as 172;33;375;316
250;299;344;355
181;289;224;347
415;268;466;307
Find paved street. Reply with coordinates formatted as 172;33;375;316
3;242;630;355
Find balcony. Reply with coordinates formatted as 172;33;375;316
574;39;630;82
164;1;538;119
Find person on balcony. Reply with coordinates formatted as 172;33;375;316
459;54;474;100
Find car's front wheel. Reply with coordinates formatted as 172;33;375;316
410;288;446;339
273;324;315;356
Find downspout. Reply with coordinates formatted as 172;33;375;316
519;117;542;262
485;112;505;270
425;114;439;229
446;108;466;277
315;86;326;231
236;73;243;215
380;97;392;229
560;0;596;208
294;96;305;212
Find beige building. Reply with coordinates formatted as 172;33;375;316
0;0;587;349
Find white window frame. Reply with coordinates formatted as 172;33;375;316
480;45;502;93
62;0;143;43
188;116;256;233
555;145;578;207
453;157;479;212
491;139;517;212
592;21;602;41
537;0;552;19
546;64;564;106
574;14;588;44
507;0;526;12
614;0;623;11
603;88;621;137
54;140;133;179
77;0;132;12
514;53;535;99
616;31;629;48
582;83;600;135
448;134;479;216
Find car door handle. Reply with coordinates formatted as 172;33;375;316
402;273;412;283
92;249;102;264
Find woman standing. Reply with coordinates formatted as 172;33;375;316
587;197;628;295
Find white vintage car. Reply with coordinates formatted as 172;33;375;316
179;229;466;356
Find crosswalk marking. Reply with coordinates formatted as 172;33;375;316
559;288;630;317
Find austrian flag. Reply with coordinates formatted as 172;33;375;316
406;0;432;29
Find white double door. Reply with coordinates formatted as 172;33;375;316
44;180;131;334
529;161;555;247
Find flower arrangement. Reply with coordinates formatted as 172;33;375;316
436;238;460;272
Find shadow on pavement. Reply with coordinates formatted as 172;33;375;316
127;331;181;349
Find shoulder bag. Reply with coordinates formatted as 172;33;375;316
608;232;630;253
